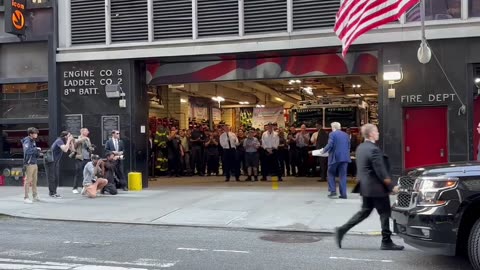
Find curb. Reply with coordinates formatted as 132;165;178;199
0;212;383;236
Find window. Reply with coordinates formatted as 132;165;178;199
0;83;49;119
406;0;461;22
470;0;480;17
0;123;49;159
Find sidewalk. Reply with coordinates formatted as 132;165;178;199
0;177;385;234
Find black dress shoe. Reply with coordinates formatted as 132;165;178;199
381;242;405;251
334;227;345;249
328;193;338;198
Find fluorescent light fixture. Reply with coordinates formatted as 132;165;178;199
212;96;225;102
383;64;403;82
275;97;284;102
288;79;302;85
256;105;265;108
239;101;250;105
180;98;187;103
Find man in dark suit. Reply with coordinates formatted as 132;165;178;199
334;124;403;251
105;130;127;191
346;128;358;153
320;122;351;199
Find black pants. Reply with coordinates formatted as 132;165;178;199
168;154;182;176
74;159;89;189
46;159;60;196
289;148;297;175
262;150;281;179
278;148;290;176
319;157;328;181
339;196;392;243
223;149;239;180
297;147;309;176
207;155;219;175
238;150;246;174
191;146;204;175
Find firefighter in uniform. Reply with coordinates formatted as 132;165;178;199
154;124;169;174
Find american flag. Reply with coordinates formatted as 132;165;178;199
334;0;420;57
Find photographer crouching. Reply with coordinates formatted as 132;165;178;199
81;155;108;198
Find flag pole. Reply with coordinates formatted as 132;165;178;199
417;0;431;64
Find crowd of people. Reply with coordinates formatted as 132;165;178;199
22;128;128;203
151;121;360;183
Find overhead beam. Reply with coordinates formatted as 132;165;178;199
241;81;299;105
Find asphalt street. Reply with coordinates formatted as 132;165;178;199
0;216;472;270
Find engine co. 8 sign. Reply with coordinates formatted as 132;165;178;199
5;0;27;36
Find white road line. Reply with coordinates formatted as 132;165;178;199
177;247;208;251
0;250;44;257
62;256;178;268
212;250;250;254
329;256;394;263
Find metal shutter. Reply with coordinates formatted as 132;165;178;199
153;0;192;40
197;0;238;37
292;0;340;31
111;0;148;42
244;0;287;34
71;0;105;45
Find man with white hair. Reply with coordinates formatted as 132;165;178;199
320;122;351;199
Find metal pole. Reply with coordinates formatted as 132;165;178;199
420;0;425;41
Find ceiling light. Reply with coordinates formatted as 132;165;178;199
475;78;480;89
239;101;250;105
302;87;313;96
212;96;225;102
275;97;284;103
180;98;187;103
256;105;265;108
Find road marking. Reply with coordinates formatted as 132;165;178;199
63;240;112;246
177;247;208;251
62;256;178;268
0;250;44;257
213;250;250;254
177;247;250;254
329;256;394;263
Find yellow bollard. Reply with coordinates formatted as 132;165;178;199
271;176;279;190
128;172;142;191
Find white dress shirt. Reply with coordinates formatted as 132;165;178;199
219;132;239;149
262;131;279;150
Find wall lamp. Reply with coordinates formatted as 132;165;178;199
383;64;403;99
105;84;126;108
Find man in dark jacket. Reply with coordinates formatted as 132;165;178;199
334;124;403;251
105;130;127;191
22;127;41;203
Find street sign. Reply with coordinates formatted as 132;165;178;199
5;0;27;36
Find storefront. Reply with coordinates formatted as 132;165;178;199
0;0;54;186
1;0;475;187
380;38;479;178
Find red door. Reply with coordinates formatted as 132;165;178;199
474;98;480;160
404;107;448;169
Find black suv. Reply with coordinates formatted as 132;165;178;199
392;162;480;269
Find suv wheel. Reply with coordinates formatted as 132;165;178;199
468;218;480;269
